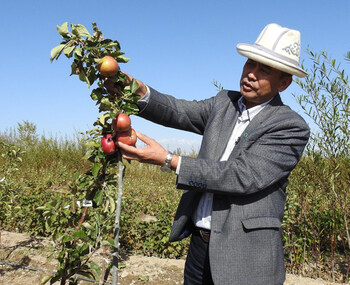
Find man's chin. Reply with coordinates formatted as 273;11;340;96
240;88;256;98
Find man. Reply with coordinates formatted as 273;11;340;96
112;23;310;284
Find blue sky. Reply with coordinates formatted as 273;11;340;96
0;0;349;152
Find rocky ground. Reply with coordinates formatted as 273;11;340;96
0;231;348;285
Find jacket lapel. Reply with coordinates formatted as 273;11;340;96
228;94;284;158
243;93;283;133
214;92;241;158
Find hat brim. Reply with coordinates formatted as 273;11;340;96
236;43;307;78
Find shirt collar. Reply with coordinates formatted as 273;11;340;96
237;96;273;122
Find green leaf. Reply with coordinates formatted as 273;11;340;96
75;47;83;58
50;275;61;284
45;220;50;232
50;44;65;62
79;69;91;87
92;22;99;32
90;88;104;101
101;239;114;247
105;42;120;49
57;22;70;37
85;140;99;148
78;243;90;255
108;195;115;213
84;149;96;162
63;46;75;58
86;67;98;87
78;270;95;280
89;262;102;276
116;55;130;63
98;112;110;125
82;222;95;231
107;238;115;246
62;234;74;242
123;103;139;115
79;69;87;81
40;275;52;285
130;78;139;93
70;61;78;75
71;24;90;37
94;189;103;205
92;163;102;177
36;206;47;210
99;97;114;111
73;229;89;239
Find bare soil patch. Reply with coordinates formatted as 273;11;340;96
0;231;347;285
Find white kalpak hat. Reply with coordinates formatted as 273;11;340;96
236;23;307;77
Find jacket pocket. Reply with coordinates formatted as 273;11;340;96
241;216;281;230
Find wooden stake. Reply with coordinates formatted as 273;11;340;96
112;152;124;285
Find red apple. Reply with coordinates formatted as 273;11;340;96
97;56;119;77
116;128;137;146
112;113;131;133
101;134;116;155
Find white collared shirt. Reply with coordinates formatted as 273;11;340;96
193;96;272;230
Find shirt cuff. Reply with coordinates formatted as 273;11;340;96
139;85;151;102
175;156;182;175
137;85;150;110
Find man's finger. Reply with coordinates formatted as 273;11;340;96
104;78;118;95
119;150;138;161
118;71;133;86
136;132;154;145
117;141;138;153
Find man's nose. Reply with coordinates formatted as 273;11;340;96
247;68;258;80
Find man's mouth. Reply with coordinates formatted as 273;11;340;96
242;80;254;92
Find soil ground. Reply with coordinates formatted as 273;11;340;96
0;230;348;285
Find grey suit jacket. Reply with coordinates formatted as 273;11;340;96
138;86;310;285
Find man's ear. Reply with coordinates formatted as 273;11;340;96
278;75;293;92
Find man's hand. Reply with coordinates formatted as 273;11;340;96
104;72;147;98
116;132;178;171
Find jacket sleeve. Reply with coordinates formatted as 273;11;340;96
176;112;310;196
137;86;215;135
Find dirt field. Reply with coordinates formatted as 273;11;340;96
0;230;348;285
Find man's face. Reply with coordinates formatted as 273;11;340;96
240;59;292;108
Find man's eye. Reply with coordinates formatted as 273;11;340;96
261;67;269;74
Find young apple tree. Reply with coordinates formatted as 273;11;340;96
41;22;139;285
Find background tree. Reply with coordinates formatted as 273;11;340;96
285;48;350;281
